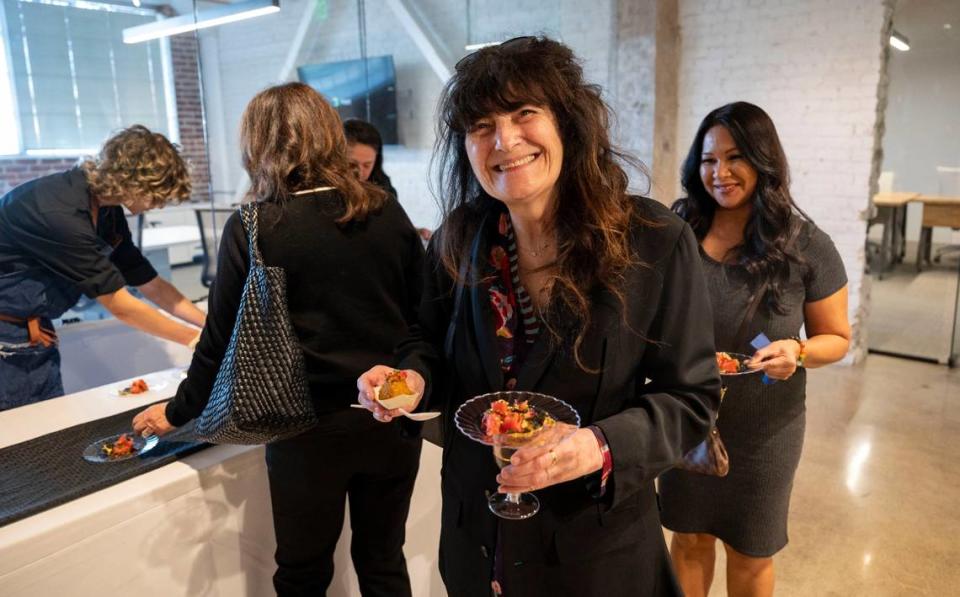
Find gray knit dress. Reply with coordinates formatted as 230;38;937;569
658;218;847;557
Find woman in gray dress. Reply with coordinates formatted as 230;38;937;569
659;102;852;597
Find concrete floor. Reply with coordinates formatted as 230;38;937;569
866;232;960;362
169;262;208;303
667;354;960;596
868;256;959;363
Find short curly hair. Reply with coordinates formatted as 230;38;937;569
81;125;191;210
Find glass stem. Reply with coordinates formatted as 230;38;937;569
506;492;521;504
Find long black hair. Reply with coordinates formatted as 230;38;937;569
343;118;396;197
673;101;808;314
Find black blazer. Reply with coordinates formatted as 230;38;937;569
399;197;721;597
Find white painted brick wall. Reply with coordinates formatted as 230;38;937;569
676;0;892;360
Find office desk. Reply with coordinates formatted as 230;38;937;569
872;192;918;277
142;225;201;267
915;195;960;271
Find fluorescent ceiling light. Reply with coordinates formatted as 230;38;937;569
889;30;910;51
123;0;280;44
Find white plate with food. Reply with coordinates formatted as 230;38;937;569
107;376;170;397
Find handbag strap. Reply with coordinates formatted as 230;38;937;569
732;280;768;350
444;216;487;361
240;203;265;268
731;219;803;349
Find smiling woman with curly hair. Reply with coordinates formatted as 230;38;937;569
0;125;205;410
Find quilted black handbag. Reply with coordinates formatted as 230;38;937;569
196;202;317;444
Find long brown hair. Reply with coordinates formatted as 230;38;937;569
240;82;384;223
434;36;652;370
82;124;191;210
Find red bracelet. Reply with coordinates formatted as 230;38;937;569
588;425;613;489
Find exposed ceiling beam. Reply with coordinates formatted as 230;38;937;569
385;0;454;82
231;0;315;204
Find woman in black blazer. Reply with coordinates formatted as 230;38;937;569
134;83;424;597
358;37;720;597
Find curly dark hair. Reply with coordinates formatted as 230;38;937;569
433;36;651;370
672;101;808;313
240;83;385;223
82;125;191;210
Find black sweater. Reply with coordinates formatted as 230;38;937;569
166;192;424;427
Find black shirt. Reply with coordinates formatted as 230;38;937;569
165;191;425;426
0;168;157;298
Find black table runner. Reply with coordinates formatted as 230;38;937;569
0;403;210;527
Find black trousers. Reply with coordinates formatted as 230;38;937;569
265;408;422;597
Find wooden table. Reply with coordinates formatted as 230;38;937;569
872;192;918;277
915;195;960;271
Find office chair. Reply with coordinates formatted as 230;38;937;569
194;206;236;288
865;171;895;275
933;166;960;264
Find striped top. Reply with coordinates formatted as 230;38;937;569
487;211;540;389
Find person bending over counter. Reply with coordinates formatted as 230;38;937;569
0;125;205;410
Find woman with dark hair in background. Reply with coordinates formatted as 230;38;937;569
0;125;204;410
344;118;399;198
344;118;432;242
660;102;851;597
358;36;720;597
133;83;424;597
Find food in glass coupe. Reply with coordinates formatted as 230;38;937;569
455;392;581;520
118;378;149;396
482;399;555;440
374;370;418;410
716;352;742;375
100;433;135;459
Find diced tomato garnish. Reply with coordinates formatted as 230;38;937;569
716;353;740;374
499;413;523;433
491;400;510;416
483;413;501;436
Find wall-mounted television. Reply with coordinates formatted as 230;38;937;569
298;55;399;145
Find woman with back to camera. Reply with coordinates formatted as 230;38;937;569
132;83;425;597
0;125;204;410
659;101;851;597
357;36;721;596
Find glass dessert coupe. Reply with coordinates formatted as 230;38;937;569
455;391;580;520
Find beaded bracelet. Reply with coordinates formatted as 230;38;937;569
790;336;807;367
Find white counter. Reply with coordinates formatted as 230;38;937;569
0;370;444;596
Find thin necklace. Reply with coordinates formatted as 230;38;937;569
292;186;335;196
519;240;552;258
